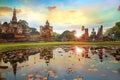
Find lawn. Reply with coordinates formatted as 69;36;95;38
0;41;120;49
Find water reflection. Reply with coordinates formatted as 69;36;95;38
0;48;40;79
39;48;53;66
90;46;120;61
0;45;120;80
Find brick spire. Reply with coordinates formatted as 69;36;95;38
12;8;17;22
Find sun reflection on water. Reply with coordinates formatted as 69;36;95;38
75;46;85;55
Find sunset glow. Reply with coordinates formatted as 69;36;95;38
75;30;84;38
0;0;120;34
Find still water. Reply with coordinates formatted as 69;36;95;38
0;45;120;80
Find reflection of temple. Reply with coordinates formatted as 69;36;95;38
0;55;7;80
2;56;18;77
40;48;53;65
1;50;29;76
11;61;17;76
40;20;54;41
82;47;90;58
0;8;30;42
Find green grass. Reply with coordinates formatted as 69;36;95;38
0;41;120;49
0;41;120;52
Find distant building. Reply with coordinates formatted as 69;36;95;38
40;20;54;41
89;28;97;41
84;28;89;41
89;25;103;41
80;25;103;42
0;8;30;42
1;8;23;34
97;25;103;41
79;27;89;42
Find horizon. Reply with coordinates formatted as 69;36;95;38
0;0;120;37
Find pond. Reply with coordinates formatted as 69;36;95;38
0;45;120;80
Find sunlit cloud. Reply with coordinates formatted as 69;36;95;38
47;6;57;12
0;6;22;16
15;7;47;27
46;9;91;26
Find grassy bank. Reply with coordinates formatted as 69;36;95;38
0;41;120;49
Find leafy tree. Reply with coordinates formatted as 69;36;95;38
29;27;39;34
58;30;76;41
105;21;120;40
18;20;39;34
18;20;28;28
53;32;60;41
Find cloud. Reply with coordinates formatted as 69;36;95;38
0;6;22;16
67;25;82;29
0;6;12;16
45;5;109;26
46;9;91;26
79;4;120;25
47;6;57;12
16;7;46;27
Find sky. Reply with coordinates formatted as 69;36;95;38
0;0;120;37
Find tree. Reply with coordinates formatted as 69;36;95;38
18;20;28;28
58;30;76;41
53;32;60;41
115;22;120;28
105;21;120;40
18;20;39;34
29;27;39;34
